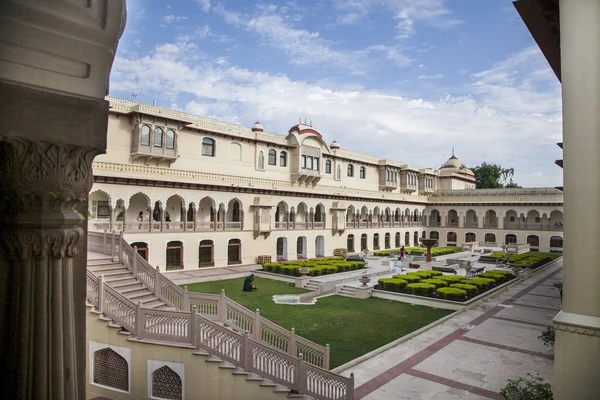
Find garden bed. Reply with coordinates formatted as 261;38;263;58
373;246;462;257
261;257;366;277
375;269;516;303
488;251;562;269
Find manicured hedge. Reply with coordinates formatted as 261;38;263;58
465;277;495;289
488;251;562;269
393;274;422;283
450;283;478;296
377;278;408;292
478;271;514;283
262;258;365;277
438;275;465;283
437;287;468;299
373;246;462;257
406;283;436;295
420;279;449;288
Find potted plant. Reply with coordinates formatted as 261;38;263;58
359;271;371;287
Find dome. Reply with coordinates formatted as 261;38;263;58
441;155;462;169
330;140;340;150
251;121;264;132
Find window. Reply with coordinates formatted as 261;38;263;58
325;159;332;174
166;129;175;149
268;149;277;165
152;366;182;400
301;155;307;169
141;125;150;146
93;348;129;392
166;241;183;270
280;151;287;167
307;156;313;170
336;164;341;179
153;127;163;147
347;164;354;177
360;166;366;179
510;216;515;222
258;151;265;169
314;157;319;171
199;240;214;266
202;137;215;157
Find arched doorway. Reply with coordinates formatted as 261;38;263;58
465;232;476;242
361;233;368;251
429;231;439;240
276;237;288;260
315;236;325;257
505;234;517;244
296;236;307;259
199;240;214;267
395;232;401;248
228;239;242;265
446;232;457;244
405;232;410;245
484;233;496;243
347;234;355;253
527;235;540;248
166;241;183;270
384;233;391;249
373;233;380;250
550;236;563;249
413;232;419;246
130;242;148;261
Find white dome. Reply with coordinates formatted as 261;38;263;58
251;121;264;132
330;140;340;149
442;155;462;169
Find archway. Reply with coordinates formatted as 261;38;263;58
395;232;401;248
384;233;391;249
465;209;478;227
361;233;368;251
504;209;519;229
429;209;441;226
505;234;517;244
166;194;185;230
314;204;326;227
347;234;355;253
484;210;498;228
527;235;540;248
429;231;439;240
526;210;541;229
447;209;459;226
315;236;325;257
550;236;563;249
405;232;410;245
228;239;242;265
465;232;476;242
296;236;307;259
166;241;183;270
413;231;419;246
549;210;563;230
89;190;111;231
226;198;243;229
446;232;457;243
199;240;214;267
484;233;496;243
276;237;288;260
129;192;151;231
373;233;380;250
197;196;216;230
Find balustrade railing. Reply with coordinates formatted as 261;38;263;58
225;221;242;230
86;238;350;398
196;221;214;231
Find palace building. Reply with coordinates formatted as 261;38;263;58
89;97;564;269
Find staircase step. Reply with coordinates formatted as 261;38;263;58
108;322;123;329
206;355;222;363
111;279;142;288
127;292;155;301
105;275;136;283
232;367;249;375
273;384;291;393
260;379;277;387
118;285;146;294
246;373;263;381
88;258;115;266
142;299;164;309
88;263;125;272
220;361;236;369
99;270;132;278
192;349;210;356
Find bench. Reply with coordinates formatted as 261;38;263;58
466;266;485;277
432;266;457;274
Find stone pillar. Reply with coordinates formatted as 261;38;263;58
477;214;484;229
554;1;600;398
497;213;504;230
0;1;125;398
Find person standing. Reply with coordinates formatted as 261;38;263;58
137;211;144;230
399;245;405;260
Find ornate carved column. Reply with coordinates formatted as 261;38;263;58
0;1;126;398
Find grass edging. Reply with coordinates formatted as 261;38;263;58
331;309;463;374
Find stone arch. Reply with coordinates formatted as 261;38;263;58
229;141;242;161
384;232;391;249
384;207;391;222
484;233;496;243
395;232;401;247
504;209;519;227
199;239;214;265
90;189;113;209
465;232;476;242
429;231;439;240
429;209;441;226
550;236;563;248
296;236;307;259
151;365;182;400
314;203;326;223
361;233;368;251
93;348;129;392
276;237;288;260
296;202;308;223
347;234;355;252
394;207;401;222
360;206;369;221
315;235;325;257
447;209;459;226
527;234;540;247
275;201;289;223
484;210;498;227
526;210;541;227
465;209;477;227
549;210;563;228
413;208;419;222
227;198;244;223
228;238;242;264
347;205;356;222
505;233;517;244
166;194;185;223
197;196;216;228
446;232;457;243
405;232;410;245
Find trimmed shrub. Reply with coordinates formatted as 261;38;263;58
420;279;449;288
466;277;495;289
428;270;444;277
377;278;408;292
438;275;465;283
450;283;478;296
406;283;436;295
394;274;421;283
437;287;468;299
411;271;433;279
374;246;462;257
478;272;511;283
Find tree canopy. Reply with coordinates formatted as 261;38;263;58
470;162;521;189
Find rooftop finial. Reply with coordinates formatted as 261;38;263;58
299;117;301;124
304;116;307;125
309;120;312;127
452;146;455;157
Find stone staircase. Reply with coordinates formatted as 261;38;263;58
336;285;356;297
86;302;314;400
88;257;174;311
304;280;321;291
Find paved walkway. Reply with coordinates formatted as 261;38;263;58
339;260;562;400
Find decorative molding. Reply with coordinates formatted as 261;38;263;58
554;311;600;338
0;138;101;259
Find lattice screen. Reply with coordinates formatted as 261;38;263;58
93;348;129;391
152;365;183;400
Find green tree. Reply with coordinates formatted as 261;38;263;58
471;162;521;189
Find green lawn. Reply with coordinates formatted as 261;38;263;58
185;276;453;368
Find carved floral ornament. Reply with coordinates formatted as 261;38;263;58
0;138;101;259
554;323;600;338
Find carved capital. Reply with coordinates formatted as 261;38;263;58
0;138;101;259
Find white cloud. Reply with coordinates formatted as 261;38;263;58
193;0;211;12
162;15;188;24
110;38;562;187
418;74;443;79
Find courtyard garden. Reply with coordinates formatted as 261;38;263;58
489;251;562;268
373;246;462;257
377;269;516;301
185;276;452;368
261;257;365;277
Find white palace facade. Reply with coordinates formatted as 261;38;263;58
89;97;564;270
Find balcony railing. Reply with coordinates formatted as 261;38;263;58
225;221;242;230
196;221;214;231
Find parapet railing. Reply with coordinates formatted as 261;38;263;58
86;269;353;399
88;231;330;369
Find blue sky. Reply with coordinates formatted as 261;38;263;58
110;0;563;187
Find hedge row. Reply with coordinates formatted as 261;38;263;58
373;246;462;257
377;269;516;301
489;251;562;268
262;258;365;276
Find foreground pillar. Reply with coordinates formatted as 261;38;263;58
0;1;126;398
554;1;600;399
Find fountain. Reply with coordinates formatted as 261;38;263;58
419;238;438;263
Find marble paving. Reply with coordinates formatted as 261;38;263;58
339;259;562;399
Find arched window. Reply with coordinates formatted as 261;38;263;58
202;137;215;157
154;127;163;147
347;164;354;177
268;149;277;165
228;239;242;265
258;151;265;169
307;156;313;170
336;164;341;179
131;242;148;260
93;348;129;391
550;236;563;248
280;151;287;167
166;129;175;149
360;166;366;179
166;241;183;270
152;366;182;400
199;240;214;267
301;155;307;169
141;125;151;146
325;159;332;174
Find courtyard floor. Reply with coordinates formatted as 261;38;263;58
186;277;453;368
337;258;562;400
